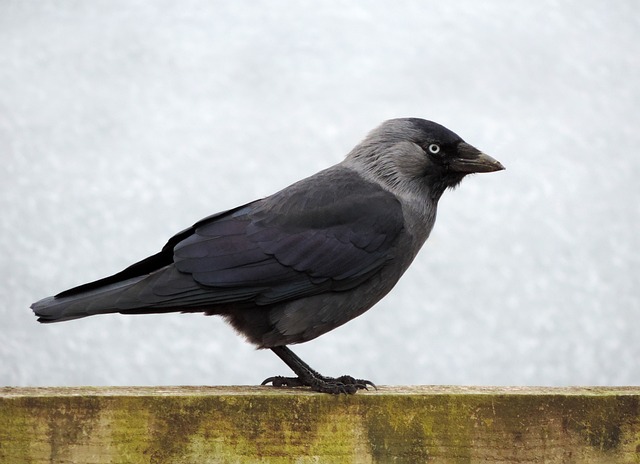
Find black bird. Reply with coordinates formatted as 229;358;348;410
32;118;504;394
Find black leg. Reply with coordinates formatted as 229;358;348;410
261;345;375;394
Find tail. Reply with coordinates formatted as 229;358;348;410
31;203;257;323
31;263;215;323
32;275;151;323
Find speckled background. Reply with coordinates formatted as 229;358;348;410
2;1;639;387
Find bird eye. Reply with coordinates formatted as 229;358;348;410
428;144;441;154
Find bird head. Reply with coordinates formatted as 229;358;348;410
345;118;504;201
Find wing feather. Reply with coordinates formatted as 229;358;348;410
152;167;405;307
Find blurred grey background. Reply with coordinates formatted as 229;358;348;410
2;1;639;387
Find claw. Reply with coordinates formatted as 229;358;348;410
334;375;377;391
361;380;377;391
261;376;305;388
261;373;374;394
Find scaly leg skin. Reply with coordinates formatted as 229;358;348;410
261;346;376;394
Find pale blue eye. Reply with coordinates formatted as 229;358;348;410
428;144;440;154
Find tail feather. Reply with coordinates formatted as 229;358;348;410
31;263;255;323
32;275;150;323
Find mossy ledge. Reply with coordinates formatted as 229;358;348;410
1;386;639;463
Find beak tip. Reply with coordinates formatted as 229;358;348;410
479;152;505;173
455;143;505;173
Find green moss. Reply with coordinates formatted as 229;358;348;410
558;395;639;452
1;387;640;463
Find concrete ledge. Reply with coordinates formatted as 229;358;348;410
1;386;639;463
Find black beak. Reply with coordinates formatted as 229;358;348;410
450;142;505;173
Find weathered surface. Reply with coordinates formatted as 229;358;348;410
1;386;639;463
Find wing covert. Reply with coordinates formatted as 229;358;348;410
170;168;405;305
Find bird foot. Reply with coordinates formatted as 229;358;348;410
261;374;376;394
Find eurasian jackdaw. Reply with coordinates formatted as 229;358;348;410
32;118;504;394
